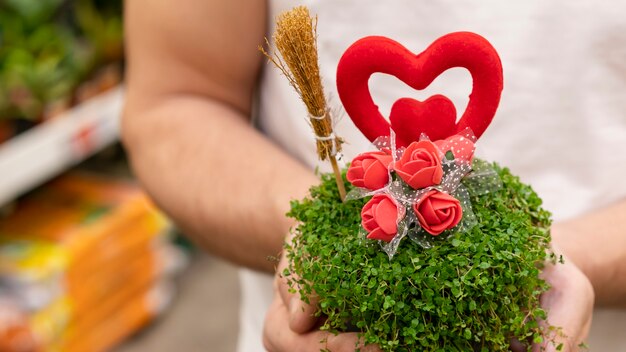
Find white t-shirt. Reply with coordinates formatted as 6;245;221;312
238;1;626;351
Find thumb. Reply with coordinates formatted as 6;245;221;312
288;290;320;333
275;233;321;334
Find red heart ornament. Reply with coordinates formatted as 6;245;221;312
336;32;503;146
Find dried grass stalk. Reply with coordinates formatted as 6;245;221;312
260;6;346;201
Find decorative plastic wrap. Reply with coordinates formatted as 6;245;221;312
347;129;501;258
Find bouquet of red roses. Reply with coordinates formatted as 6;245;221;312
346;130;487;258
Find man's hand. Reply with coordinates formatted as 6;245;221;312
266;237;593;352
263;236;381;352
125;0;321;272
512;248;594;352
537;250;594;351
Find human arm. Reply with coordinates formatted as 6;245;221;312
123;0;317;272
553;199;626;306
123;1;370;350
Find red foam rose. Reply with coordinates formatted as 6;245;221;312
434;134;475;163
347;150;393;190
413;190;463;236
362;194;403;242
394;140;443;189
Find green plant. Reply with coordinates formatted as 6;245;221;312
0;0;123;121
286;161;555;351
1;24;87;119
74;0;124;66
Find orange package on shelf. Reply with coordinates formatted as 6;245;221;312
69;241;164;321
61;283;172;352
0;173;168;248
64;216;164;286
61;256;167;352
0;172;173;351
64;219;168;314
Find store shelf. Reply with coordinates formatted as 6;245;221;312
0;87;124;206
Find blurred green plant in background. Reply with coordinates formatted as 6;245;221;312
0;0;123;123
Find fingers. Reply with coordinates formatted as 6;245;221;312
270;234;378;350
275;241;320;334
288;290;320;333
510;338;526;352
263;294;381;352
537;252;594;351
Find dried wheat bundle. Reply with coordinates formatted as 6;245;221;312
260;6;346;201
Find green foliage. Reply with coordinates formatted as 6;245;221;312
0;0;123;120
286;161;554;351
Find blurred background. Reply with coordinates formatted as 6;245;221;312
0;1;239;351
